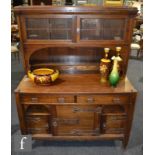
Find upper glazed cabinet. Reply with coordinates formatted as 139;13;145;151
25;16;126;41
79;16;126;41
15;6;137;44
25;15;74;40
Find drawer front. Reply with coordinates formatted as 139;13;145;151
77;95;129;105
26;115;49;128
52;117;94;131
20;94;74;104
103;128;125;134
56;128;100;136
53;118;96;136
56;105;102;118
27;127;49;134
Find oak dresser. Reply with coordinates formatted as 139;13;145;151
14;6;138;148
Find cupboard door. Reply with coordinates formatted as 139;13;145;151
79;16;127;41
102;115;126;134
25;15;74;41
24;105;55;135
101;105;127;134
26;115;50;134
52;105;101;136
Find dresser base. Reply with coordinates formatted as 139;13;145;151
15;74;137;149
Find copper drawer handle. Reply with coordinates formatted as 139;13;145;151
70;129;80;136
87;97;95;104
113;97;121;104
72;107;80;113
60;118;79;125
28;127;48;132
70;129;100;136
106;128;124;132
57;97;65;103
52;118;79;126
109;115;127;120
72;106;102;113
27;117;41;123
31;97;38;103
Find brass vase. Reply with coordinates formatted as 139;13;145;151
100;48;111;83
115;47;123;76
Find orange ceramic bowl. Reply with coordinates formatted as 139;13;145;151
28;68;59;85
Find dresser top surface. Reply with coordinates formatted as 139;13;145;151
15;74;137;94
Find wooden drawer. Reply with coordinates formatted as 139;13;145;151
56;128;100;136
52;117;94;130
56;105;102;118
20;94;74;104
52;117;96;136
27;127;49;134
26;115;49;128
77;95;129;105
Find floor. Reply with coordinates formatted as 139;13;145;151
11;53;143;155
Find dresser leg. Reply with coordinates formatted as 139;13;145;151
122;138;128;149
15;92;27;135
122;93;137;149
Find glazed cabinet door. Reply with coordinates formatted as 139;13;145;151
21;15;75;42
78;15;128;43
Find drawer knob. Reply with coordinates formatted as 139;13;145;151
103;123;106;128
27;117;41;123
77;28;80;33
87;97;95;104
58;97;65;103
113;97;121;104
52;121;58;127
31;97;38;103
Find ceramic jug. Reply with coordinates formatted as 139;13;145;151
109;56;122;87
